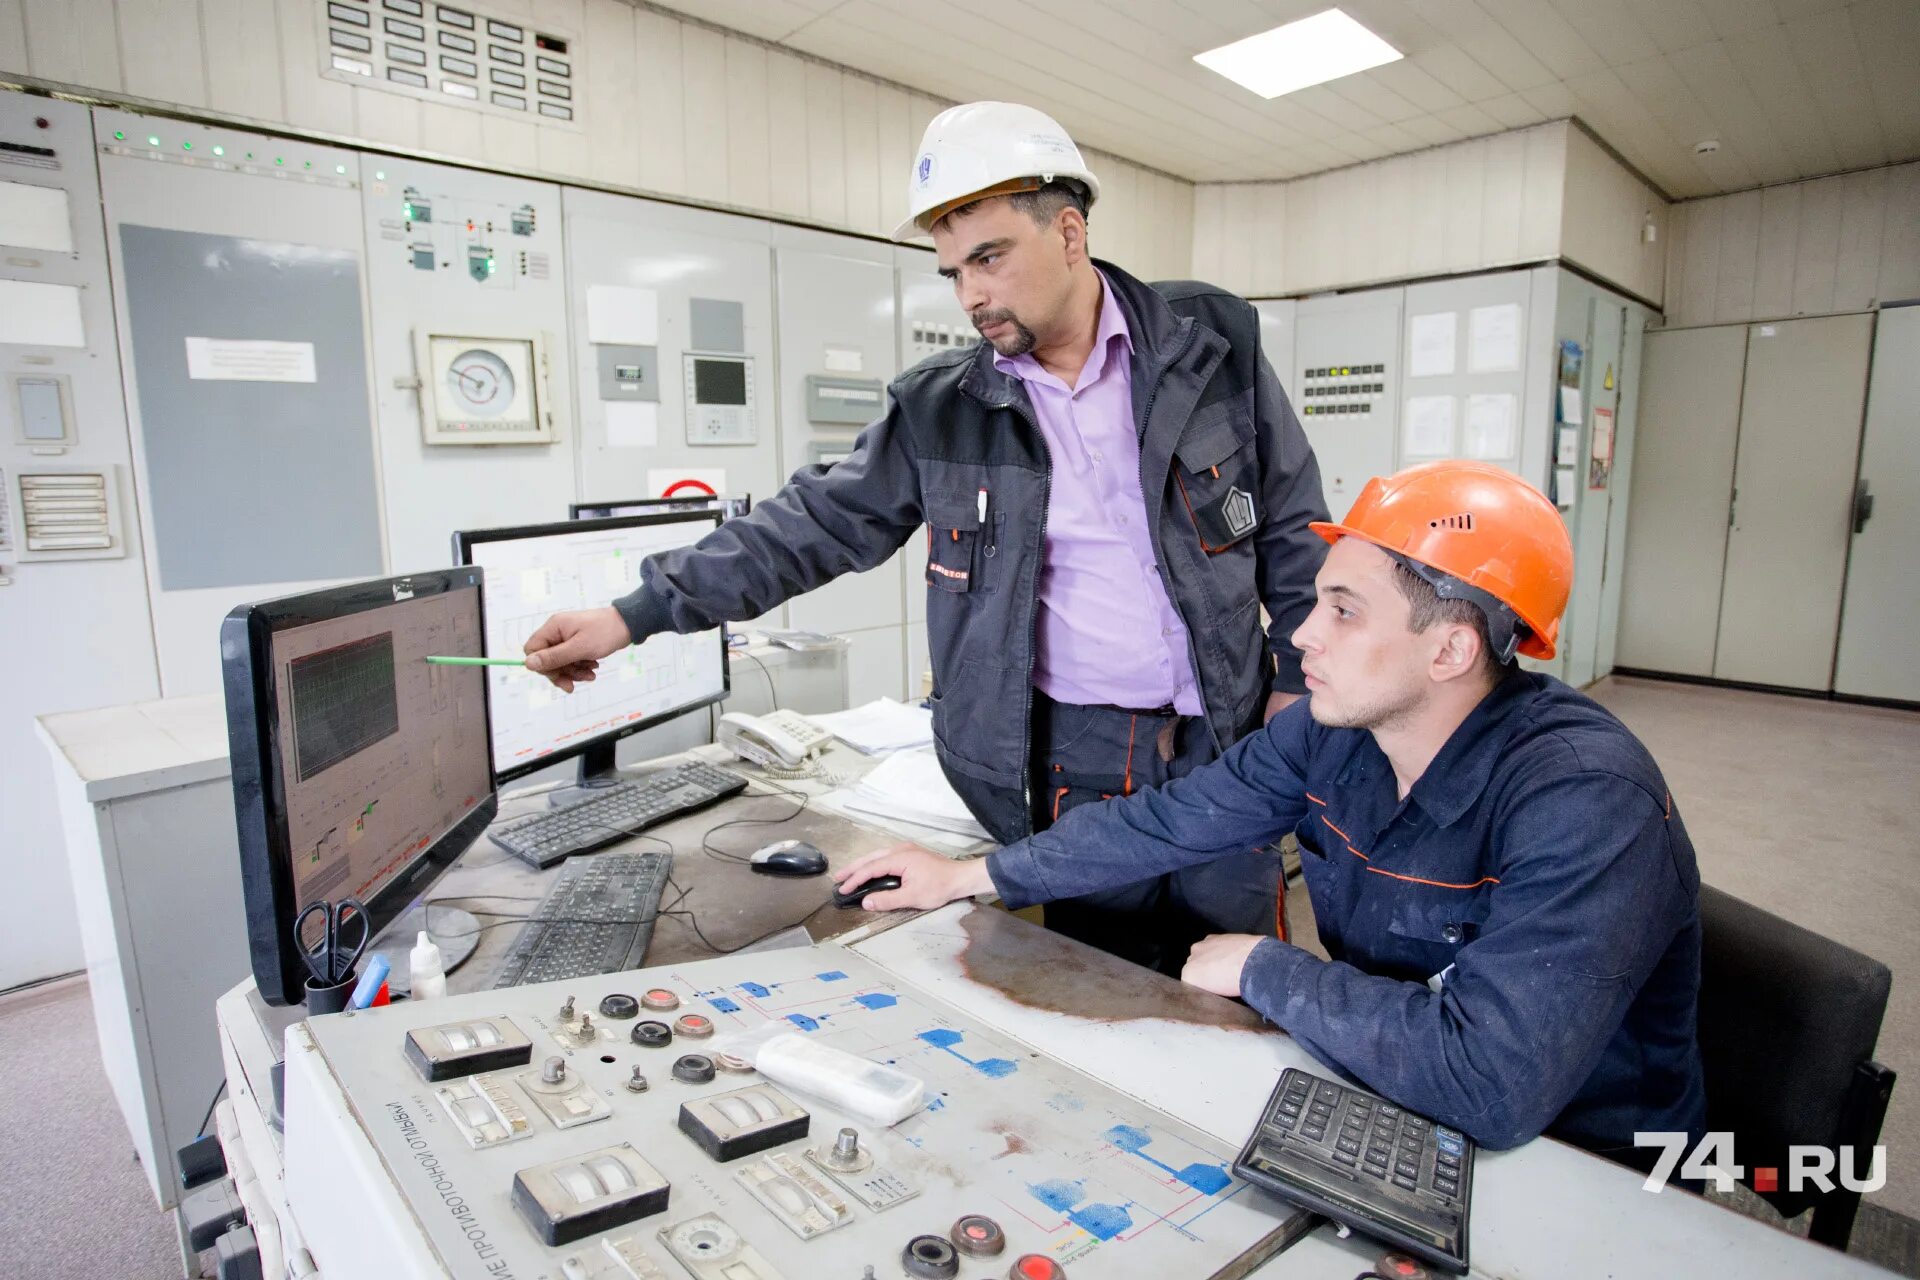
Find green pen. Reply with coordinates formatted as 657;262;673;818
425;655;527;667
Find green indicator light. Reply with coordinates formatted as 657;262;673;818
274;157;284;166
303;160;312;170
113;130;125;141
181;141;191;150
212;145;224;156
147;135;160;147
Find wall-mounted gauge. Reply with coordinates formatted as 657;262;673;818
416;332;553;445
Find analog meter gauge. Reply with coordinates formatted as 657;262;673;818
418;332;554;445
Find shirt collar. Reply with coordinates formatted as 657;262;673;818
992;269;1133;387
1404;670;1539;827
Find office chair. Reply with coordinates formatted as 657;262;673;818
1697;883;1896;1251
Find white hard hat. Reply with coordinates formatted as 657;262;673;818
893;101;1101;242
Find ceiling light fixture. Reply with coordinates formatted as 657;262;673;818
1193;8;1402;99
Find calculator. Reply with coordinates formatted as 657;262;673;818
1232;1068;1474;1275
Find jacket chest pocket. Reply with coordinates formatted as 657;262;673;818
1385;892;1492;956
924;493;998;594
1173;411;1260;554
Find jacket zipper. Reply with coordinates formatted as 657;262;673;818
1136;323;1224;754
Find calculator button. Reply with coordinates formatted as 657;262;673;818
1393;1173;1418;1191
1333;1149;1358;1166
1435;1176;1459;1196
1337;1137;1362;1156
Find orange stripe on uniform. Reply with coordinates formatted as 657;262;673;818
1123;715;1137;795
1305;792;1327;807
1365;867;1502;891
1320;814;1355;844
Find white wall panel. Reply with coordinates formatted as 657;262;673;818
1559;126;1664;305
1663;161;1920;326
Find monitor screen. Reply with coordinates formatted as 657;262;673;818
569;493;751;523
223;569;497;1006
692;356;748;406
454;512;729;783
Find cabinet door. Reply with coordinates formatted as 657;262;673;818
1615;326;1745;677
1713;314;1873;690
1834;305;1920;702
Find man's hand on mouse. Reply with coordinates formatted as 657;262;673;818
834;844;994;911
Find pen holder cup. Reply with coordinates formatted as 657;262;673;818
305;972;356;1015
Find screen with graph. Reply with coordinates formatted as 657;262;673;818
457;512;727;781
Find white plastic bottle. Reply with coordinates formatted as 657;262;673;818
409;931;447;1000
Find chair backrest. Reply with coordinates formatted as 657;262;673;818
1697;883;1893;1221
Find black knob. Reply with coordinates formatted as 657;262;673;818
599;993;640;1019
631;1020;672;1048
672;1054;716;1084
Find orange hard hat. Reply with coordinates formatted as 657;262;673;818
1309;461;1573;660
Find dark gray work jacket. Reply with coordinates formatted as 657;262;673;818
615;260;1329;843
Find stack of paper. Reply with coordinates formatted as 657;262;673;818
810;698;934;755
834;747;989;840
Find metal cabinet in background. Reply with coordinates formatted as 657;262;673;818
1833;303;1920;704
1619;314;1877;694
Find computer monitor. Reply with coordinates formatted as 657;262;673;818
452;511;730;787
222;569;498;1007
569;493;751;523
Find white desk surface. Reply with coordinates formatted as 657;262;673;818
855;904;1893;1279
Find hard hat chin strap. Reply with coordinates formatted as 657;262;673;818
1384;550;1528;665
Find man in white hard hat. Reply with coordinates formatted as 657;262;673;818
521;102;1331;976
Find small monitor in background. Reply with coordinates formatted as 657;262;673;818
221;569;498;1007
453;511;730;788
569;493;750;523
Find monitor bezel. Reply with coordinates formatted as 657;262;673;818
451;510;731;785
221;568;500;1008
567;493;751;522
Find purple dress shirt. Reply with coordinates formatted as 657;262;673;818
992;273;1203;716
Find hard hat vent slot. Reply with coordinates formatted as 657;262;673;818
1428;513;1474;531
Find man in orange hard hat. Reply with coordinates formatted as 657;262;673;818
836;461;1707;1160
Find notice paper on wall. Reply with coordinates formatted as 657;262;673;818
1464;393;1517;460
0;178;75;254
824;346;864;374
184;337;317;382
1558;385;1583;424
1555;466;1577;510
586;285;659;346
1468;303;1522;373
1403;395;1457;457
605;401;659;449
1408;311;1457;378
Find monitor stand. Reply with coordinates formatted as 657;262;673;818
576;740;623;789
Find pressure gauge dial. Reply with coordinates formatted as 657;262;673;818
444;348;516;417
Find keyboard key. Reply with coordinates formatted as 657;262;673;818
1435;1176;1459;1196
1333;1150;1357;1166
1393;1173;1418;1191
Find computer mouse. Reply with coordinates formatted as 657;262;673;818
832;874;903;909
748;839;829;877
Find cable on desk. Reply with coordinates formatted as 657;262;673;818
658;874;834;956
731;641;780;711
699;779;812;865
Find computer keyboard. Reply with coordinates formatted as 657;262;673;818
1233;1067;1475;1275
492;851;672;988
488;760;748;869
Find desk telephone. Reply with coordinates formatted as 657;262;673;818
718;709;832;769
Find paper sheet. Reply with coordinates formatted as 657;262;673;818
1557;425;1580;466
824;346;864;373
604;401;659;449
1408;311;1457;378
0;279;84;347
833;747;989;840
1555;467;1577;510
1558;386;1583;424
586;284;659;345
1467;303;1522;373
1403;395;1457;457
1463;393;1517;461
809;697;934;755
184;337;317;383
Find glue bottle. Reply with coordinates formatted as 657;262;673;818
409;931;447;1000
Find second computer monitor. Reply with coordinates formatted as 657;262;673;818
570;493;751;523
453;511;730;785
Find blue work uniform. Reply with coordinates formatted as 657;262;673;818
987;671;1708;1156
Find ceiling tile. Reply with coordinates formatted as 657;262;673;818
1783;9;1889;171
1620;0;1718;53
1476;0;1608;79
1545;0;1661;64
1850;0;1920;159
1478;92;1549;129
1402;45;1507;102
1721;26;1844;177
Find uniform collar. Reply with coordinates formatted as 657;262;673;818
1403;671;1538;828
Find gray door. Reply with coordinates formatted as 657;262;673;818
1615;326;1746;677
1713;314;1874;690
1833;305;1920;702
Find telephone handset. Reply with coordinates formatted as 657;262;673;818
717;708;832;769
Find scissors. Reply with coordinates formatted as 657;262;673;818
295;897;369;987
